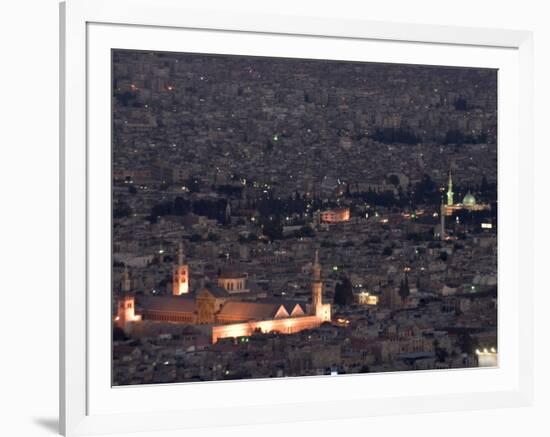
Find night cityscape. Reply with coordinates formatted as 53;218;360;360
111;49;498;386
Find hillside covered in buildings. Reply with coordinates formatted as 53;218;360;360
112;50;498;385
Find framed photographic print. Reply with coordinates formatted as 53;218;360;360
60;0;534;435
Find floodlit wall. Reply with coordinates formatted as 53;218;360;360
211;315;325;343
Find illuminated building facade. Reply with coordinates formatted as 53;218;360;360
172;243;189;295
356;291;379;306
115;267;142;329
217;268;248;293
320;207;350;224
476;348;498;367
116;251;332;343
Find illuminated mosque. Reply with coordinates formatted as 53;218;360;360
442;170;490;216
115;248;331;344
436;170;491;241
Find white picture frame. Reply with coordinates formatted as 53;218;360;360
60;1;534;435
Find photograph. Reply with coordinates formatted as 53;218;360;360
2;0;545;435
111;49;498;386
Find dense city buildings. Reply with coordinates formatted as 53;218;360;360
112;50;498;386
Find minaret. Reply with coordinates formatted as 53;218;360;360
311;250;323;316
116;266;141;329
122;265;131;296
225;201;232;224
440;202;446;241
172;242;189;295
446;170;454;206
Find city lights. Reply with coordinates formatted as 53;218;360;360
111;49;497;386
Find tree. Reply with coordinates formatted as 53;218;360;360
416;275;422;290
113;327;127;341
412;174;439;205
359;365;370;373
150;200;173;217
173;197;191;215
334;276;354;306
238;233;258;243
444;129;488;145
113;201;132;219
433;340;449;363
216;184;243;197
480;175;489;193
369;127;421;145
388;174;400;187
189;233;202;242
292;226;315;239
207;232;220;242
261;219;283;241
444;129;464;145
399;275;410;301
114;90;137;107
453;96;469;111
457;332;478;355
183;176;201;193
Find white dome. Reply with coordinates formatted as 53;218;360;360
462;192;476;206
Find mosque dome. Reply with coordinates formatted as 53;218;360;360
462;192;477;207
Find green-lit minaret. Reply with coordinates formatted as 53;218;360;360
446;170;454;206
